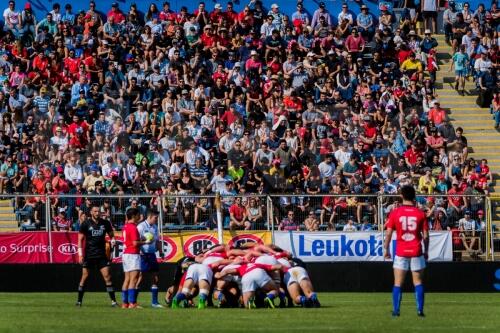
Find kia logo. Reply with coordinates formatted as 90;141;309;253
58;243;78;255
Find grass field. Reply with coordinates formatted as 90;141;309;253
0;293;499;333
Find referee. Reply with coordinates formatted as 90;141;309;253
76;204;118;307
136;209;164;308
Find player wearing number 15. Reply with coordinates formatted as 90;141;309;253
384;185;429;318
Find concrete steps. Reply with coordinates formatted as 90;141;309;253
434;34;500;194
0;199;18;232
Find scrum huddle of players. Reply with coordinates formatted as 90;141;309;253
165;243;320;309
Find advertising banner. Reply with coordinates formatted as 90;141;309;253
0;231;272;264
0;232;78;264
274;231;453;262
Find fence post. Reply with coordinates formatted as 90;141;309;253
486;197;494;261
215;193;223;244
377;194;384;231
156;194;163;252
268;196;275;244
46;194;53;264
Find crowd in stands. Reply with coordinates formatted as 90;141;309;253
0;1;494;233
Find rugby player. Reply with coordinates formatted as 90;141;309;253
215;262;285;309
171;248;227;309
121;208;152;309
165;257;197;306
384;185;429;317
76;204;117;307
136;209;164;308
278;257;320;307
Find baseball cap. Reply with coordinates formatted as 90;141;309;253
424;29;431;34
214;3;222;9
234;62;241;67
271;3;279;9
464;210;471;215
478;210;484;215
250;50;258;56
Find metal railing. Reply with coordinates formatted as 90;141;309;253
0;193;497;261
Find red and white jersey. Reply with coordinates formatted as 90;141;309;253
236;263;276;277
122;222;140;254
202;251;227;266
386;205;428;257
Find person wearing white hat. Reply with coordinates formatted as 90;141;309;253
267;3;283;28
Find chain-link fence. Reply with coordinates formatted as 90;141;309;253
269;194;380;232
1;193;498;262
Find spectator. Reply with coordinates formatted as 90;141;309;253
303;210;319;231
279;209;299;231
0;1;490;232
343;216;357;232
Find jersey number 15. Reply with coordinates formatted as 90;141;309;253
399;216;417;231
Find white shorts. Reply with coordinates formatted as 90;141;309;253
393;255;426;272
241;268;272;293
185;263;213;285
284;267;309;287
122;253;141;272
255;255;281;283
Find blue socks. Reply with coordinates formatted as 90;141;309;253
266;293;275;300
199;293;207;301
122;290;128;304
128;289;138;304
309;292;318;301
392;286;402;314
415;284;424;313
151;286;159;305
176;292;186;301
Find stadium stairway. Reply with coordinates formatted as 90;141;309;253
0;199;18;232
434;34;500;232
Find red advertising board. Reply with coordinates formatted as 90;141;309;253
0;232;78;264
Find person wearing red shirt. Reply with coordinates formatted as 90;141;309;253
360;118;377;146
220;106;240;127
404;143;422;166
224;2;238;29
209;3;224;25
237;6;253;25
447;180;466;218
427;100;447;127
212;64;228;84
215;262;285;309
384;185;429;317
106;3;125;24
229;197;249;230
67;115;90;152
64;49;81;75
122;207;151;308
30;52;49;83
200;25;217;49
159;2;175;22
245;50;263;73
345;28;365;55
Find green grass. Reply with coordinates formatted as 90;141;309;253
0;293;499;333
